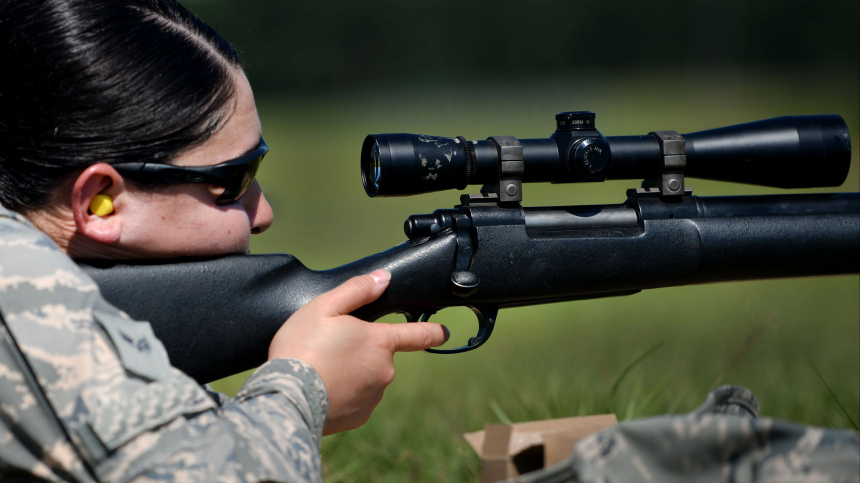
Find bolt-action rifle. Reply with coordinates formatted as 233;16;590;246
80;113;859;383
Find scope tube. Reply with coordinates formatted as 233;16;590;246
684;115;851;188
602;135;661;180
606;115;852;187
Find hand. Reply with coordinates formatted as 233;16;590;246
268;269;449;435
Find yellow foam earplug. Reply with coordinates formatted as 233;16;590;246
89;194;114;216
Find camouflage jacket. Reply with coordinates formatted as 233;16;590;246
0;206;328;482
512;385;860;483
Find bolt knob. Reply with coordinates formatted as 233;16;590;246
451;270;480;297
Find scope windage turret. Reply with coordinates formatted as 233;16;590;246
361;114;852;197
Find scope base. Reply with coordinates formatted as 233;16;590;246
635;186;693;197
460;192;499;206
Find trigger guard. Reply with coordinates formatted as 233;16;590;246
424;305;498;354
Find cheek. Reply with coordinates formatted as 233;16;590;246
131;194;252;256
171;209;251;253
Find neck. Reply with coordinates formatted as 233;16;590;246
26;208;135;260
27;207;76;254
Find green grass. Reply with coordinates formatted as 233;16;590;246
210;67;860;482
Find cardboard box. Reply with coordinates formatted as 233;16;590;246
463;414;617;482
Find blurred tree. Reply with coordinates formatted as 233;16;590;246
185;0;858;93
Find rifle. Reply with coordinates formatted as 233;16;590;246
79;113;859;383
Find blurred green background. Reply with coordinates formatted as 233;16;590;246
188;1;860;481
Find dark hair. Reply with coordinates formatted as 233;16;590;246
0;0;242;213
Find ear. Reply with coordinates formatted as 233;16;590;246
71;163;125;244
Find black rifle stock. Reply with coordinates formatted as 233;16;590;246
79;114;860;383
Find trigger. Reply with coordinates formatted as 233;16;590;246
419;310;438;322
402;310;436;323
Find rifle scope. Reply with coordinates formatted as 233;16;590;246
361;113;852;197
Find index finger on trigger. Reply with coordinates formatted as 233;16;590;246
384;322;449;352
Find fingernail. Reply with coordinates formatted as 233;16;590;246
442;325;450;342
370;269;391;286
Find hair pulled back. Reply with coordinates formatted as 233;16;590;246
0;0;242;213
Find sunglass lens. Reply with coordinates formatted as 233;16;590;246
215;153;265;205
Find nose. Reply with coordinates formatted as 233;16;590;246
243;180;274;234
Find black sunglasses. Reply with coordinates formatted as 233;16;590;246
112;137;268;205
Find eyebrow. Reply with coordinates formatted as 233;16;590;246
251;134;264;152
233;136;265;159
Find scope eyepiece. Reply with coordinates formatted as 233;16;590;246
362;134;474;197
369;142;382;188
361;138;383;196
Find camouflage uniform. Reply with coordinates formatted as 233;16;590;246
0;206;328;482
512;385;860;483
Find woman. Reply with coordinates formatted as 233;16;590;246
0;1;447;481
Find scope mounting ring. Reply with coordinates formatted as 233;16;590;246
643;130;689;197
483;136;524;204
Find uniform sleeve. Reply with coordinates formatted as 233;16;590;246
0;208;328;483
92;359;329;483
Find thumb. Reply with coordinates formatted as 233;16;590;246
384;322;450;352
312;269;391;316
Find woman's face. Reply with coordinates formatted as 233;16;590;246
97;70;274;258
